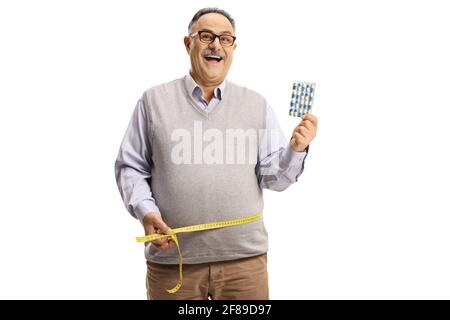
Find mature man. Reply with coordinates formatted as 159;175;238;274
115;7;318;300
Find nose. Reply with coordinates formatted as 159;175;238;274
208;36;221;50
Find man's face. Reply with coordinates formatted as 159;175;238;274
184;13;236;86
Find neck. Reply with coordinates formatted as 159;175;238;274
190;71;223;102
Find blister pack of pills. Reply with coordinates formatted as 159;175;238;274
289;81;315;117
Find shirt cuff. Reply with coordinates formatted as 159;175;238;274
279;145;308;168
134;200;161;224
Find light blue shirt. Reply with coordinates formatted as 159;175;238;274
115;74;309;222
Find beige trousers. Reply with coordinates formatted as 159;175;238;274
146;253;269;300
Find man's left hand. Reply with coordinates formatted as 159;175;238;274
290;114;318;152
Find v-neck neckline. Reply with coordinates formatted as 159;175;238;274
182;79;229;119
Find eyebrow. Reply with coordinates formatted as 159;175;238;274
199;28;234;35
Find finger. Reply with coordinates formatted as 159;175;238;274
302;114;318;127
293;131;307;145
159;242;173;250
145;223;155;236
151;241;166;250
153;226;174;245
296;123;315;138
145;225;169;247
144;224;163;246
296;126;309;139
148;216;173;246
299;119;314;131
151;235;170;247
166;239;176;249
294;123;311;136
153;238;175;251
152;217;172;235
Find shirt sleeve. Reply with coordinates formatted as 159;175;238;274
114;98;161;223
257;103;309;191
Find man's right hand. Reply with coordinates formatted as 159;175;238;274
142;212;175;250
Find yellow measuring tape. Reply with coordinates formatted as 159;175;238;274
136;212;262;294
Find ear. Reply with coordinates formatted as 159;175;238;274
233;43;237;50
183;36;191;54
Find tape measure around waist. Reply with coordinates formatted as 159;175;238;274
135;212;262;294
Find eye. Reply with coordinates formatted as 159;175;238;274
220;35;234;46
200;32;214;42
220;36;230;45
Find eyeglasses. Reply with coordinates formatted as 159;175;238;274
190;30;236;47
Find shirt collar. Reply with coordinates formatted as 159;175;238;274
184;72;226;101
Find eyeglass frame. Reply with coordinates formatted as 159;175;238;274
190;30;237;46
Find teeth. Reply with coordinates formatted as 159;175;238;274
205;55;222;60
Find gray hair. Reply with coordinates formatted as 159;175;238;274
188;7;235;34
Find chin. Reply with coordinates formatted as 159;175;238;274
203;70;222;79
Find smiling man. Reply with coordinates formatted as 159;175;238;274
185;12;235;102
115;7;318;300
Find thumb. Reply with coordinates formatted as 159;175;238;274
152;216;172;234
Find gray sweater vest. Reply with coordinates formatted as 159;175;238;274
142;77;268;264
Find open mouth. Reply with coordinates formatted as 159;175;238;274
203;55;223;64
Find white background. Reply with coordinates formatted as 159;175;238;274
1;0;449;299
